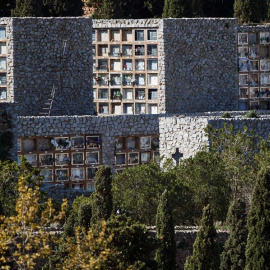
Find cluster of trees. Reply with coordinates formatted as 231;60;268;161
92;0;269;24
185;165;270;270
1;124;270;269
0;163;175;269
1;0;270;24
91;0;234;19
0;0;83;17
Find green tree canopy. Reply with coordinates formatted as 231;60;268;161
112;162;191;225
12;0;83;17
176;151;231;223
91;165;113;225
0;156;43;216
206;124;259;200
92;0;124;19
234;0;267;23
184;204;220;270
162;0;194;18
245;166;270;269
220;199;247;270
12;0;45;16
104;215;157;269
155;190;176;270
44;0;83;16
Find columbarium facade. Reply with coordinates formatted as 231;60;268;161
1;17;270;190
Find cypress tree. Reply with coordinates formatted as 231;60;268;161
245;167;270;270
220;199;247;270
155;190;176;270
91;165;113;225
184;204;220;270
162;0;194;18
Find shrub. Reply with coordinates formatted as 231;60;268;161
244;110;258;118
221;112;231;118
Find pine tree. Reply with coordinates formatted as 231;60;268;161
245;167;270;270
12;0;45;16
91;165;113;225
92;0;124;19
155;190;176;270
234;0;267;24
220;199;247;270
184;205;220;270
162;0;194;18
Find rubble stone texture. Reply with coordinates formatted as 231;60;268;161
1;17;93;116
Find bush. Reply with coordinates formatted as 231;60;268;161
244;110;259;118
221;112;231;118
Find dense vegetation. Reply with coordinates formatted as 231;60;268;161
2;0;270;24
1;124;270;269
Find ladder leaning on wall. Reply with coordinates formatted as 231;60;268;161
39;40;67;116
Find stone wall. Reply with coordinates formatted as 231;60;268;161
238;24;270;32
163;19;238;114
159;112;270;164
12;17;93;116
148;229;228;270
159;115;209;163
17;114;159;168
17;112;270;168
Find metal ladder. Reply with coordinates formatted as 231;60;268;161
39;40;67;116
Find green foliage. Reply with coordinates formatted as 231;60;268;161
244;110;259;118
63;194;92;237
144;0;164;18
0;177;67;270
176;151;231;223
78;202;92;231
12;0;83;17
184;205;220;270
91;165;113;225
245;166;270;270
103;215;157;269
12;0;45;16
220;199;247;270
162;0;194;18
44;0;83;16
92;0;124;19
112;162;191;225
63;211;78;238
0;156;43;216
155;190;176;270
221;112;231;118
206;124;259;199
63;220;113;269
43;242;69;270
234;0;267;23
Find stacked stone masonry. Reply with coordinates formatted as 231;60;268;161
0;17;93;116
1;17;270;190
